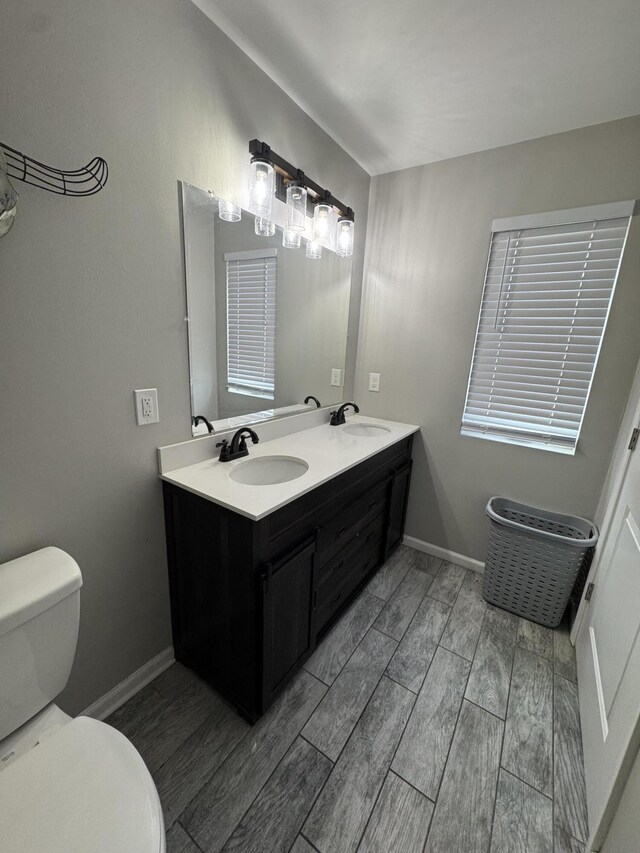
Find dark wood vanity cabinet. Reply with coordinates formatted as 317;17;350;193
163;434;413;722
261;537;316;709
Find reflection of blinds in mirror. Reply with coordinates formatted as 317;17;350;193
461;201;633;454
225;248;277;399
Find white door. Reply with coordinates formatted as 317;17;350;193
577;431;640;849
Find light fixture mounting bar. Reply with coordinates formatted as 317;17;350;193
249;139;354;221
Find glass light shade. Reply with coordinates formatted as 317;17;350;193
254;216;275;237
313;202;333;246
286;182;307;232
282;228;301;249
336;217;355;257
218;199;241;222
248;158;275;217
305;239;322;260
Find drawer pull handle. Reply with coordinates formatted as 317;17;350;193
329;591;342;607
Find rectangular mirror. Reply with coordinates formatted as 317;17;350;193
180;181;352;435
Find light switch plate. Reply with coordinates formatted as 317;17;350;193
134;388;159;425
331;368;343;387
369;372;381;392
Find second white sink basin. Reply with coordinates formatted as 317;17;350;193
343;423;391;437
229;455;309;485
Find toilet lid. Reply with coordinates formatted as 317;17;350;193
0;716;164;853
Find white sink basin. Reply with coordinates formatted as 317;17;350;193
343;423;391;437
229;455;309;485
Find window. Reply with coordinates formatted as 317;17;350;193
225;248;277;399
461;201;633;454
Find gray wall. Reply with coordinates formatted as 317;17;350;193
0;0;369;713
355;116;640;561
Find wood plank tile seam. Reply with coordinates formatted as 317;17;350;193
420;664;470;807
463;695;514;724
299;732;336;765
485;611;518;853
342;678;423;853
295;599;435;840
297;833;323;853
392;647;472;804
299;641;422;850
349;654;442;852
302;676;416;853
355;770;434;852
107;546;587;853
219;711;332;853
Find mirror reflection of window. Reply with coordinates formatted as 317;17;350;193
225;249;277;401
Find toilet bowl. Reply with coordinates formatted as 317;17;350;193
0;547;166;852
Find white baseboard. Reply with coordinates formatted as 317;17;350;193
403;535;485;574
81;647;175;721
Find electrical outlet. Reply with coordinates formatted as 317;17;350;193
134;388;159;425
369;372;381;392
331;368;343;387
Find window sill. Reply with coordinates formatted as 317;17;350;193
460;427;576;456
227;386;274;401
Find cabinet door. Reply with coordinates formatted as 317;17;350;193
385;461;413;558
262;537;316;708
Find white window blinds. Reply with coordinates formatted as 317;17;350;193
225;248;277;399
461;201;633;454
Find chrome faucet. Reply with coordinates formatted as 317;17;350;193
216;427;260;462
329;402;360;426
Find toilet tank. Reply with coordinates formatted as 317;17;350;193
0;547;82;741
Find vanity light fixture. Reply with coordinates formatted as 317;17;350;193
255;216;275;237
282;228;301;249
336;215;355;258
313;201;333;246
218;198;241;222
286;181;307;232
248;157;275;217
248;139;355;256
305;239;322;259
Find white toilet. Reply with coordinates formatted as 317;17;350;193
0;547;166;852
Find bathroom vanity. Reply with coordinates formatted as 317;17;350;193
161;415;418;721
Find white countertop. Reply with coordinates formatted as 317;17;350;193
160;414;420;520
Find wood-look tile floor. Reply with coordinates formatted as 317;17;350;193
108;545;588;853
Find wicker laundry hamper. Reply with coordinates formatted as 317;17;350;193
483;497;599;628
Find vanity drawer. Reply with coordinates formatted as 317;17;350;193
315;539;383;633
317;512;385;591
265;438;412;549
317;479;389;565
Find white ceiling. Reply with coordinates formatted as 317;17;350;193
194;0;640;176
